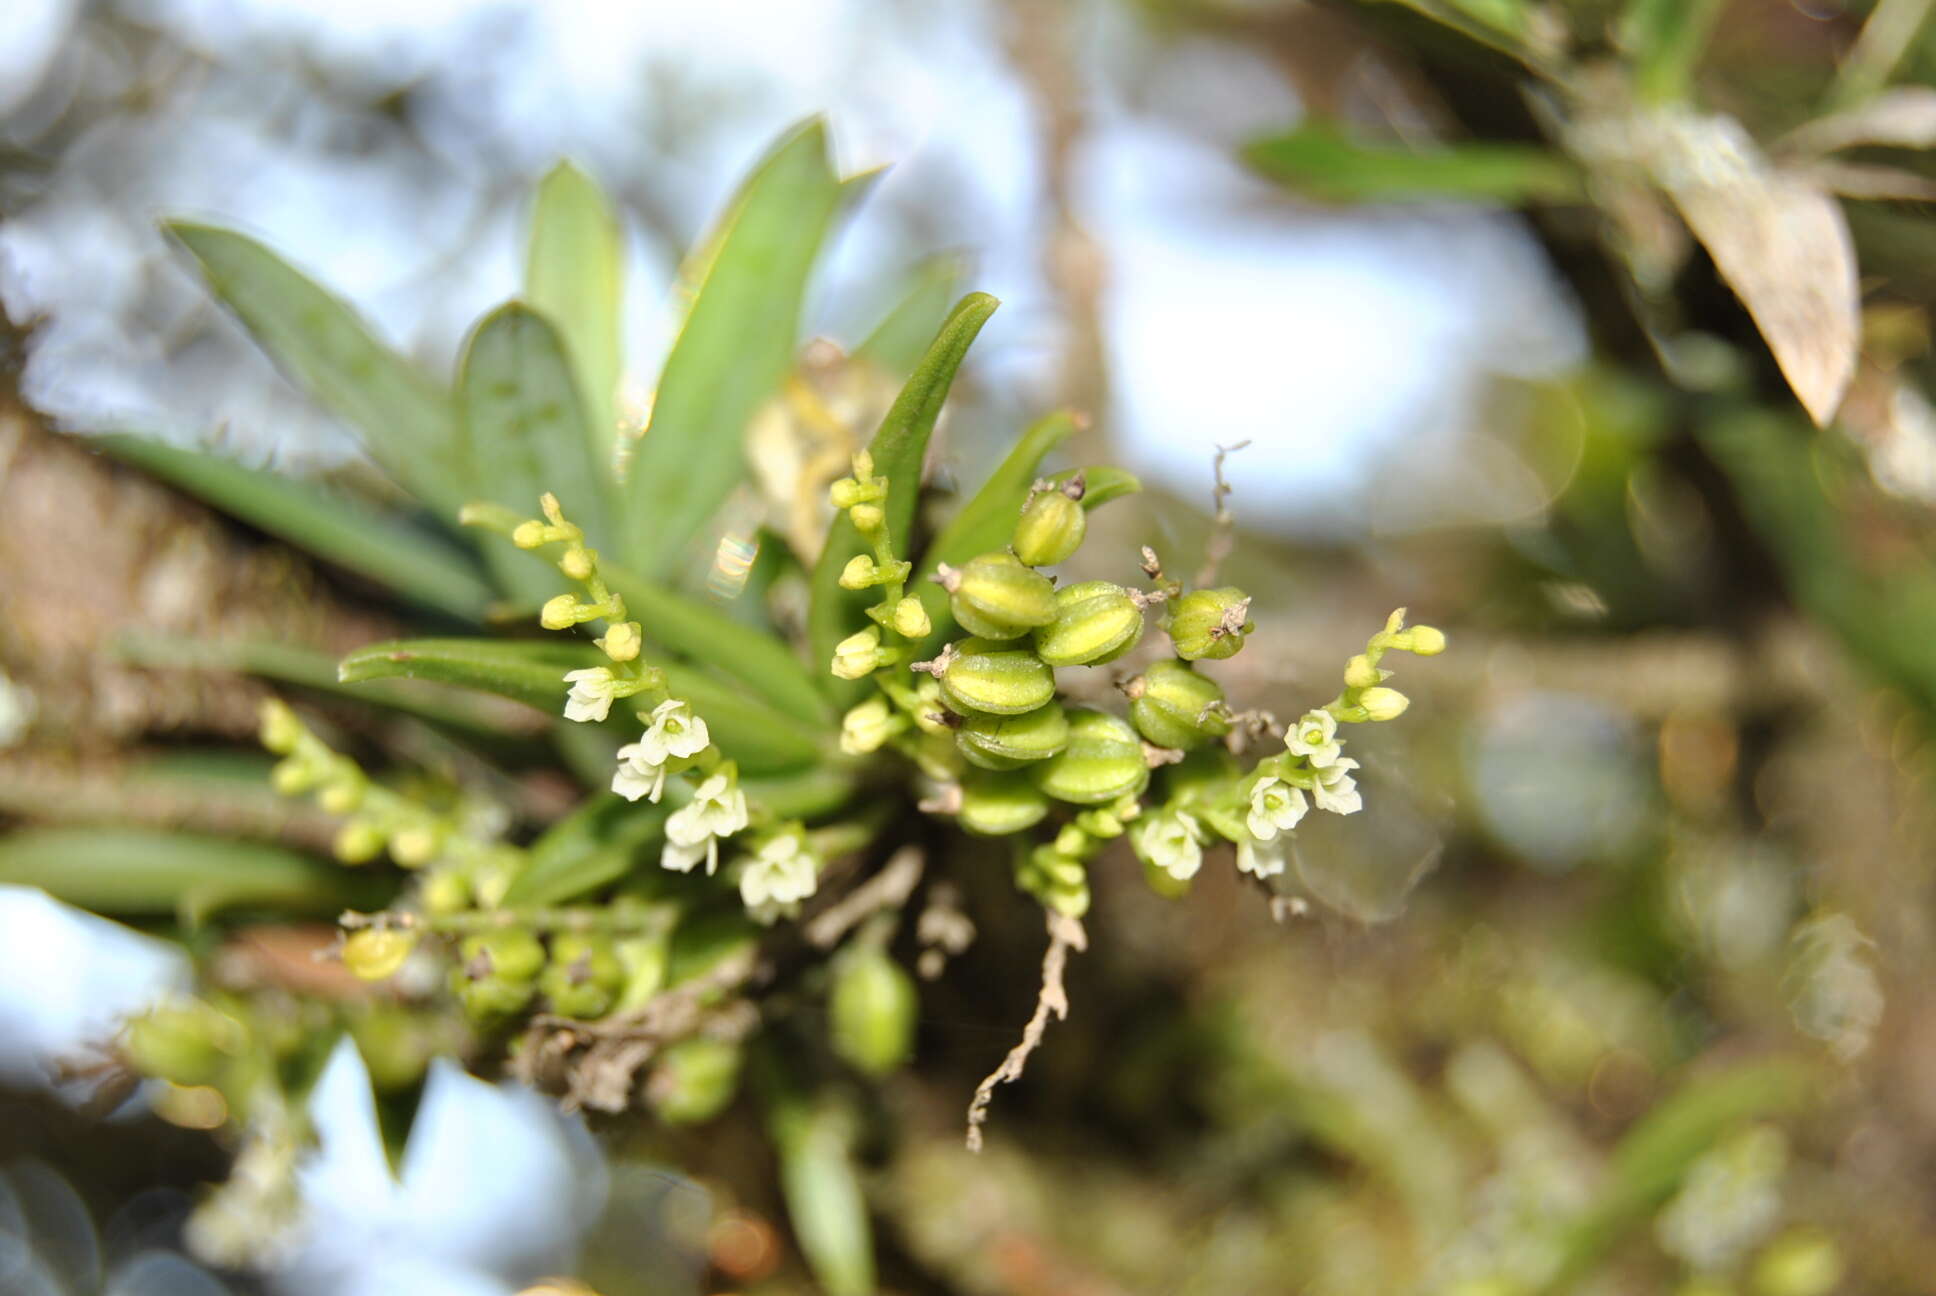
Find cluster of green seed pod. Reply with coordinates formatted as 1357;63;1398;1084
439;924;667;1024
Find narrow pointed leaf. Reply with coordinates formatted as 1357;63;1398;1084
0;828;383;924
1782;86;1936;156
855;253;967;378
503;794;668;908
526;161;626;467
625;121;847;575
809;291;1000;694
162;222;462;517
1049;464;1142;509
1243;124;1582;204
458;304;611;601
770;1096;876;1296
98;434;492;619
1619;0;1725;105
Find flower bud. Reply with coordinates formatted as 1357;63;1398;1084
271;757;317;797
829;949;917;1077
512;520;547;549
957;771;1052;836
1404;624;1446;655
598;621;642;663
559;546;594;581
1358;686;1409;721
1020;845;1090;917
939;638;1056;716
332;820;386;865
1343;654;1380;689
1029;709;1150;805
539;933;625;1019
1010;489;1086;567
956;702;1069;770
1167;586;1253;661
891;596;932;639
829;477;866;510
389;823;442;868
318;777;364;816
1128;660;1231;750
830;627;884;681
647;1037;743;1125
839;554;878;590
1033;581;1144;667
945;552;1057;640
849;502;885;534
839;697;898;755
258;700;303;755
540;595;580;631
342;928;417;981
421;868;470;915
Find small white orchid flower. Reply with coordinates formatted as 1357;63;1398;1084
562;667;619;723
1286;709;1342;767
611;744;668;804
660;837;709;874
639;698;709;764
1235;831;1286;879
1311;756;1362;815
1132;806;1205;882
738;833;818;910
1246;776;1308;841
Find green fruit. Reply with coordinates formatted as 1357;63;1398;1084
1033;580;1144;667
957;702;1070;769
946;552;1058;639
829;949;917;1077
1029;709;1150;804
454;973;534;1020
1011;488;1086;566
342;929;417;982
958;771;1052;836
648;1037;742;1125
1168;586;1253;661
121;1001;242;1086
940;637;1056;716
1128;659;1231;750
540;934;624;1019
459;930;545;984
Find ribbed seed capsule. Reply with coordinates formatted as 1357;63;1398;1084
957;701;1070;769
1029;708;1151;804
1033;580;1144;667
647;1037;743;1125
1128;659;1231;750
958;770;1052;836
829;948;917;1077
1168;586;1254;661
539;933;625;1019
940;637;1056;716
1011;487;1086;566
944;552;1058;639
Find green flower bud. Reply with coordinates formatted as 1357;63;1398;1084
559;545;594;581
891;596;932;639
829;948;917;1077
318;777;364;816
1168;586;1253;661
850;501;885;533
957;702;1070;770
342;929;417;982
460;930;546;984
540;933;625;1019
540;594;580;631
1752;1228;1843;1296
1032;581;1144;667
1343;653;1381;689
1011;488;1086;567
421;868;470;915
121;1000;242;1087
389;823;442;868
939;638;1056;716
1127;659;1231;750
1020;845;1091;917
957;770;1052;836
332;820;386;865
258;700;303;755
830;627;885;680
271;757;317;797
1029;709;1150;805
648;1037;743;1125
943;552;1057;640
839;554;878;590
1404;624;1446;655
1358;686;1409;721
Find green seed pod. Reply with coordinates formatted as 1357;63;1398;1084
958;770;1052;836
956;702;1070;769
1029;709;1150;805
1128;659;1231;750
1168;586;1254;661
539;933;625;1019
453;973;534;1021
829;948;918;1077
1011;487;1086;566
939;638;1056;716
459;930;546;985
944;552;1058;639
121;1001;242;1087
342;929;417;982
349;1007;430;1092
647;1037;743;1125
1033;580;1144;667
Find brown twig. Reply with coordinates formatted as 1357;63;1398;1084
965;909;1087;1152
804;846;925;950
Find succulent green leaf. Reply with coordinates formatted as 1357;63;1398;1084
855;253;968;378
0;828;383;925
1620;0;1726;105
657;664;823;771
809;291;1001;695
625;120;846;576
458;303;612;600
770;1096;876;1296
503;794;668;908
526;160;626;465
1242;124;1581;205
161;221;463;517
98;434;493;620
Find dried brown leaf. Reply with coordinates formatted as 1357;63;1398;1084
1781;86;1936;157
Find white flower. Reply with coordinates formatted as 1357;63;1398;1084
1286;709;1341;767
1246;776;1308;841
1236;831;1286;879
562;667;619;723
738;833;818;910
663;771;750;875
1132;806;1205;881
830;628;883;681
839;697;896;755
660;837;709;874
611;744;668;803
638;698;709;764
1311;757;1362;815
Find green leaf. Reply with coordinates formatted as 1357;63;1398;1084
770;1096;876;1296
658;664;823;771
98;434;492;620
0;828;383;925
526;161;626;467
624;120;847;576
1243;124;1582;205
855;253;967;378
503;794;667;908
1050;464;1142;510
162;222;463;517
457;303;612;601
1620;0;1726;106
808;291;1001;695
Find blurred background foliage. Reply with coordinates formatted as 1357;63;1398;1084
3;0;1936;1293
